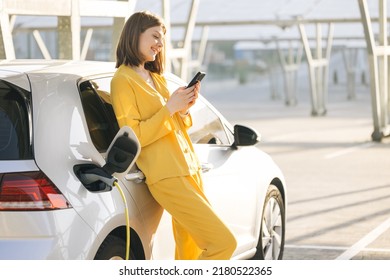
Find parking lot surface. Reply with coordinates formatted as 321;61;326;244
203;75;390;260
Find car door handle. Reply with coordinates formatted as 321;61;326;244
125;170;145;183
201;162;213;173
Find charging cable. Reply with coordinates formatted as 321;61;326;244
114;180;130;260
77;167;131;260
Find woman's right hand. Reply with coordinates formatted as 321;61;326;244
166;85;197;115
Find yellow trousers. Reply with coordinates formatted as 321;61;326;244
148;173;237;260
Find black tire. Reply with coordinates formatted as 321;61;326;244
251;184;285;260
94;235;135;260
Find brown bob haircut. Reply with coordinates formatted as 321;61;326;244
115;11;166;74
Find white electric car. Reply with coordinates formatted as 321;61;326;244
0;60;286;260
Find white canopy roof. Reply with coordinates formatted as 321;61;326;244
134;0;384;43
7;0;385;44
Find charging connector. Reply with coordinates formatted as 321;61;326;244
79;167;117;186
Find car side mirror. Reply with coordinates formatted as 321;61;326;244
232;124;260;149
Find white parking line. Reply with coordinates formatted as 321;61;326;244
324;142;375;159
335;217;390;260
286;244;390;253
286;244;347;251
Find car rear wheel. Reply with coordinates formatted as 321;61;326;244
94;235;135;260
251;184;285;260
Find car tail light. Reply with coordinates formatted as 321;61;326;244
0;171;72;211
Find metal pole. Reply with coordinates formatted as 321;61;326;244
180;0;199;80
71;0;80;60
379;0;389;133
33;30;52;59
316;23;324;114
162;0;172;72
0;2;15;59
276;39;299;106
80;28;93;60
323;22;334;109
299;23;318;115
358;0;390;141
196;25;209;67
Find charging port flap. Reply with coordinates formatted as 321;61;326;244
74;126;141;192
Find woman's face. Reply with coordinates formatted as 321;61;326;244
139;25;164;63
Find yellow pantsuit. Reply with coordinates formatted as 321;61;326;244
149;172;236;260
111;65;236;259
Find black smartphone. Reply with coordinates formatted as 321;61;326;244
186;71;206;88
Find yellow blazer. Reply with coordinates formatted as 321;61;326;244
110;65;201;185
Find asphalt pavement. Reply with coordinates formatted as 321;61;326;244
202;73;390;260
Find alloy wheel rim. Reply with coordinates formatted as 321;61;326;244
262;197;282;260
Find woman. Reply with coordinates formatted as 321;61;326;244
110;11;236;260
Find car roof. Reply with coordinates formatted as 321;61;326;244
0;59;184;85
0;59;189;96
0;59;117;91
0;59;116;76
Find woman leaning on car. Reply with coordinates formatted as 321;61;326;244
110;10;236;260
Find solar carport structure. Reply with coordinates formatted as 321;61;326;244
0;0;389;141
151;0;389;141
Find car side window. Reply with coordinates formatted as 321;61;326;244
188;99;230;145
0;80;32;160
79;78;118;153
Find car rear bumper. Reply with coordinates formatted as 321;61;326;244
0;209;98;259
